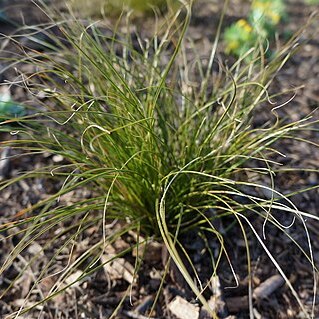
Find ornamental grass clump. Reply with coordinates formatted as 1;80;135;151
0;1;318;318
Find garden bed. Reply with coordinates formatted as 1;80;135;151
0;1;319;318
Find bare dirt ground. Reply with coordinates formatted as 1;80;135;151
0;0;319;318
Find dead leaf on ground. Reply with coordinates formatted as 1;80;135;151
168;296;199;319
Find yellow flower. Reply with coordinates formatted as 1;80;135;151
237;19;253;33
225;41;240;54
223;19;255;56
252;1;281;25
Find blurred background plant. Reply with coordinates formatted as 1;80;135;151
224;0;286;57
68;0;177;17
250;0;286;37
223;18;257;56
0;87;25;121
304;0;319;4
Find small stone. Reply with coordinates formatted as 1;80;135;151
52;154;64;162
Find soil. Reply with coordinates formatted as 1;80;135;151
0;0;319;318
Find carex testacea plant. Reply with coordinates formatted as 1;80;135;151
0;1;318;318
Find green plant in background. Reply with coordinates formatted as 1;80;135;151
0;1;318;318
304;0;319;4
120;0;168;11
69;0;173;17
224;19;256;55
250;0;286;36
224;0;285;57
0;89;25;121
